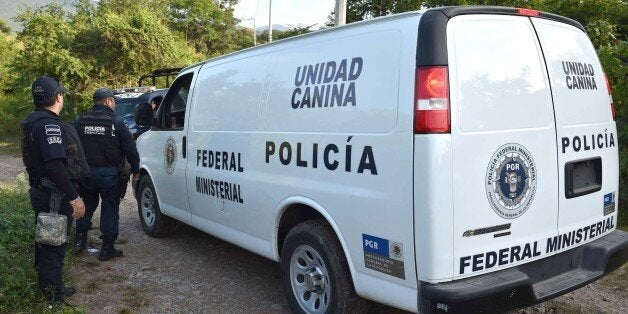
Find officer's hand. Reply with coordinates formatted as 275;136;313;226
71;197;86;219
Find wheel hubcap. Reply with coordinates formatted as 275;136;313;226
141;188;156;227
290;245;330;313
305;266;326;294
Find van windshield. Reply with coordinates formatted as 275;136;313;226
115;98;142;116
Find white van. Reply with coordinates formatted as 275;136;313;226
133;6;627;313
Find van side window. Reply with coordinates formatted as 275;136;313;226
159;74;193;130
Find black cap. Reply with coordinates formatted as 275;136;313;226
93;88;115;101
32;76;68;106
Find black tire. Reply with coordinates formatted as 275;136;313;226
137;175;177;237
281;219;369;314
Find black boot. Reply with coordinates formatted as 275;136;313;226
75;232;87;254
98;241;123;261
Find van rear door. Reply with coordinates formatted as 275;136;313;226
447;14;559;278
531;18;618;242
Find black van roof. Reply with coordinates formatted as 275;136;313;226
417;6;585;67
436;6;583;31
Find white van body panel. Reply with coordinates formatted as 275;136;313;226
179;14;420;312
271;196;344;260
447;14;560;279
531;18;619;235
136;67;200;225
414;134;455;281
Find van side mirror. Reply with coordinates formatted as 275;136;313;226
135;103;153;126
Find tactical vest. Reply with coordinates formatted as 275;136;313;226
21;111;90;184
21;111;49;183
76;109;123;167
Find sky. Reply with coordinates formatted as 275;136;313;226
233;0;336;28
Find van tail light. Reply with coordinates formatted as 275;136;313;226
604;72;615;120
516;8;540;17
415;66;450;133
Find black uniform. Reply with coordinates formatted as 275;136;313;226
22;109;78;302
74;101;139;257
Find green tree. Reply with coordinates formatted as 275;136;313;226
537;0;628;40
0;20;18;125
0;20;16;90
256;25;314;44
75;0;198;86
275;25;314;40
344;0;422;22
8;0;199;118
0;19;11;34
9;3;86;119
167;0;252;57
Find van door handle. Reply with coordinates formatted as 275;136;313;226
182;136;187;159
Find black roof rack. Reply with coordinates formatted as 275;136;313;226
138;67;183;87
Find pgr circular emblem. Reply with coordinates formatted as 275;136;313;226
485;143;537;219
164;137;177;175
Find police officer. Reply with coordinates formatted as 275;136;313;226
21;76;86;304
74;88;139;261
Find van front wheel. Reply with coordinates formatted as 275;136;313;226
137;176;176;237
280;219;368;313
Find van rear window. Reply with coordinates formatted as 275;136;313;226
449;16;552;132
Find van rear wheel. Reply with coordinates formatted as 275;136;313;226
280;219;368;313
137;175;176;237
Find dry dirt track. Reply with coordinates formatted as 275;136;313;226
0;154;625;313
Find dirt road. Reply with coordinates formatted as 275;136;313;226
1;154;625;313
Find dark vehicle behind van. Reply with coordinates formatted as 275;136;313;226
114;89;167;138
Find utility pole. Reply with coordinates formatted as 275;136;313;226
241;17;257;46
335;0;346;26
268;0;273;42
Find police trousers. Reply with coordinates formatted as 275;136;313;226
77;166;121;242
30;185;72;302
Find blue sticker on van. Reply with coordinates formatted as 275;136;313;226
603;192;615;215
363;234;389;257
362;234;405;279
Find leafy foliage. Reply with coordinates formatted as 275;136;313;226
8;0;201;119
0;0;255;137
0;19;11;34
256;25;315;44
167;0;251;57
0;22;17;95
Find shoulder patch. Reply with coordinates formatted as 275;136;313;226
45;124;61;136
47;136;63;144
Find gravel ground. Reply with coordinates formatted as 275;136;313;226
0;154;625;313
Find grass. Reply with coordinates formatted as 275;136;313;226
83;278;101;294
0;182;40;312
539;299;587;312
122;284;150;309
598;264;627;293
0;134;20;157
0;179;83;313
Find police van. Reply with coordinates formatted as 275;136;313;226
133;6;627;313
